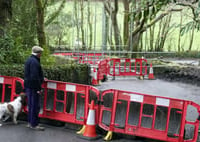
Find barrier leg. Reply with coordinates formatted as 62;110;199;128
104;131;113;141
112;75;115;80
77;125;86;134
139;75;144;80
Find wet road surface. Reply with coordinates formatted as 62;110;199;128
0;121;155;142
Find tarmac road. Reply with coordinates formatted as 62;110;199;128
0;121;156;142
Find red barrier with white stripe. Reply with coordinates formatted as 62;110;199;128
0;76;24;102
39;79;100;125
108;58;147;77
99;89;200;142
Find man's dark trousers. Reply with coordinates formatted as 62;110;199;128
26;88;40;127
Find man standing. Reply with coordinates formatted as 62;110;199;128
24;46;45;131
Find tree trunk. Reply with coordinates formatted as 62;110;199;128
104;0;122;51
188;23;195;51
113;0;122;50
155;19;162;51
178;11;182;52
102;6;108;51
149;25;155;51
130;32;142;57
0;0;12;37
35;0;46;48
123;0;129;47
158;14;172;51
80;0;86;50
87;0;92;50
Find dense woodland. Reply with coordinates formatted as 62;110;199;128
0;0;200;64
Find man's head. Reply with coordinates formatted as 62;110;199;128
32;46;44;57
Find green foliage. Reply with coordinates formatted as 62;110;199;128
180;21;195;36
0;64;24;77
40;45;56;65
43;64;91;84
46;13;74;45
143;51;200;59
0;34;29;64
174;51;200;58
45;0;66;26
0;63;91;85
11;0;37;48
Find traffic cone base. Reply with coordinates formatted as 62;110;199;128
92;78;98;85
78;100;100;140
83;125;97;137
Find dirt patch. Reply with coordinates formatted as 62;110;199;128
154;61;200;86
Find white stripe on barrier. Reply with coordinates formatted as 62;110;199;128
0;77;4;84
47;82;57;89
156;98;170;107
66;84;76;92
130;94;144;103
121;59;125;62
86;110;95;125
131;59;135;62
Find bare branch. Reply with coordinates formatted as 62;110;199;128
103;0;112;16
141;8;182;32
175;0;199;22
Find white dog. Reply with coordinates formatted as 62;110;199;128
0;94;27;126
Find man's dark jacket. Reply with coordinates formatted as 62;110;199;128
24;55;44;91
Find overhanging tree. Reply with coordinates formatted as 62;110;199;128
127;0;182;56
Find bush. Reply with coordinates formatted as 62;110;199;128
0;35;29;64
0;63;91;85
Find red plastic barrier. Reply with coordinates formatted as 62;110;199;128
0;76;100;126
39;80;100;125
0;76;24;102
99;89;200;142
108;58;147;77
97;59;109;81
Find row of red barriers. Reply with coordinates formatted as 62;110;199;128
91;58;149;85
54;52;150;85
0;75;199;142
54;52;106;65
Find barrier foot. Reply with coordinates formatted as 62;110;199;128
139;75;144;80
76;125;86;135
104;131;113;141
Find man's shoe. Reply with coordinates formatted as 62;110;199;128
26;123;31;128
30;125;45;131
